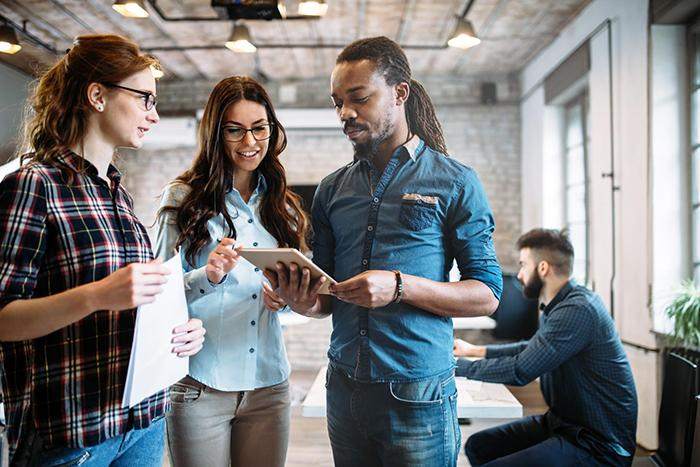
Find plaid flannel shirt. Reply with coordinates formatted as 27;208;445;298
0;150;168;455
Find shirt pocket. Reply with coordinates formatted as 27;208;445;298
399;193;439;231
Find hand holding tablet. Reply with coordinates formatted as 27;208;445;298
239;248;336;295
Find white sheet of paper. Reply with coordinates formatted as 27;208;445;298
122;254;189;408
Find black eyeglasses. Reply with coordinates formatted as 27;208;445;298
103;83;157;111
222;123;274;142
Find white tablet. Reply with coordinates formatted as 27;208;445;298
239;248;336;295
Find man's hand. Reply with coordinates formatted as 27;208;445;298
330;270;396;308
263;262;325;315
172;318;206;357
453;338;486;358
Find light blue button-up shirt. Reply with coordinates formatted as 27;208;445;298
154;176;289;391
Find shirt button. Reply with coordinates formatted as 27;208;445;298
249;348;255;353
362;259;368;265
359;329;367;336
199;289;205;294
251;320;256;326
252;294;258;299
253;242;258;247
367;225;373;231
255;268;260;272
248;219;253;224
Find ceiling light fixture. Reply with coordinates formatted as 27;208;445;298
448;17;480;50
225;22;256;53
298;0;328;17
0;23;21;54
112;0;150;18
447;0;480;50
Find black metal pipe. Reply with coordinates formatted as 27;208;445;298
146;0;318;21
460;0;477;19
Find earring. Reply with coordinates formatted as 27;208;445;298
96;104;104;112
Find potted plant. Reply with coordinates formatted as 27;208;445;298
665;280;700;352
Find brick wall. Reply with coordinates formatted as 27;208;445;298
119;75;521;371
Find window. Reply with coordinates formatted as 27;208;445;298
691;29;700;282
564;93;590;284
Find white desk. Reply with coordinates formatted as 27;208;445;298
452;316;496;330
302;366;522;419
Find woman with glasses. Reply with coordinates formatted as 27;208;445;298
0;34;205;466
154;76;309;467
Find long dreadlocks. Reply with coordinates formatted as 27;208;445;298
336;36;448;155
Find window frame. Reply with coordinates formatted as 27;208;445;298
690;19;700;282
563;91;591;285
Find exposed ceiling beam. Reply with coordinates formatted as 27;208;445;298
395;0;418;44
142;43;450;52
47;0;95;33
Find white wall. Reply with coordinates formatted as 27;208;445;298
0;62;31;162
519;0;660;448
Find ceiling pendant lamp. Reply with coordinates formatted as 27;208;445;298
225;23;256;54
112;0;149;18
447;16;481;50
298;0;328;17
0;24;21;54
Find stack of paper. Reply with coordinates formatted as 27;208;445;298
122;254;189;408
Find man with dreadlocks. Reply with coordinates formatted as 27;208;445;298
265;36;502;466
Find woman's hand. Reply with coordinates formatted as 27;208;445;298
90;260;170;311
206;238;243;284
262;281;287;312
171;318;206;357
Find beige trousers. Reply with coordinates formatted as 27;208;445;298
166;376;291;467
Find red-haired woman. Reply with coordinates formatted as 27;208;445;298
155;76;309;467
0;35;205;466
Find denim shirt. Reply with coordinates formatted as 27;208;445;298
312;136;502;382
456;281;638;457
155;176;290;391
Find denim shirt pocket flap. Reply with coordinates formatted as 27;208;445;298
399;193;439;231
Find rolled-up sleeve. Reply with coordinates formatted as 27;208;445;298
0;169;48;310
153;183;220;304
447;168;502;300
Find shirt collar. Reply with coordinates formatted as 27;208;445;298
228;171;267;197
541;279;576;315
56;148;122;185
402;135;425;161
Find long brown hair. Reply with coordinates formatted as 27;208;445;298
162;76;309;266
336;36;447;155
20;34;159;171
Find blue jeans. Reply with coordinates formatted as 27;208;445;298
326;364;460;467
465;414;632;467
37;416;165;466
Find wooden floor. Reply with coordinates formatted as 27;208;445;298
284;369;548;467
